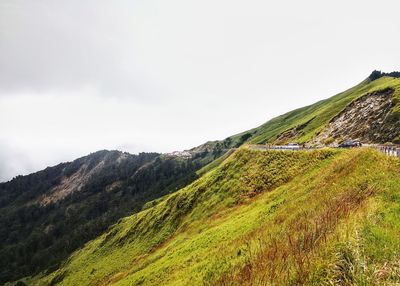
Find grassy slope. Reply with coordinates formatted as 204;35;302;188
28;148;400;285
227;76;400;145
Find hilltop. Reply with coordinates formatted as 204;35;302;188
220;71;400;147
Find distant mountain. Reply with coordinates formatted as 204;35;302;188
2;71;400;285
0;149;222;284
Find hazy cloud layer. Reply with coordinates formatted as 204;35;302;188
1;0;400;181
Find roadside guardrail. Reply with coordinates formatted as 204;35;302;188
374;145;400;158
248;144;400;158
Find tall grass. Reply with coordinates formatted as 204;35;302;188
217;183;374;285
27;149;400;286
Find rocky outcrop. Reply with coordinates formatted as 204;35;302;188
311;88;400;146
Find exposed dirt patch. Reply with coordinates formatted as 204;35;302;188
275;117;315;144
105;180;123;192
311;88;399;146
38;161;105;206
36;152;133;205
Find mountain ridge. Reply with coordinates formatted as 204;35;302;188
0;149;222;283
193;71;400;151
368;70;400;81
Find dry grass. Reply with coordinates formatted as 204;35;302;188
217;184;374;286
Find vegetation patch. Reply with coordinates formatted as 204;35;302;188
26;148;400;286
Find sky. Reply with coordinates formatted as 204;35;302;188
0;0;399;182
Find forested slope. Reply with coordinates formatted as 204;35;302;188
0;149;220;283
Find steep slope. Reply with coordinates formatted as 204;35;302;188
311;88;398;145
27;148;400;285
223;72;400;146
0;150;220;284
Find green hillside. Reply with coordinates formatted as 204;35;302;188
226;74;400;146
26;148;400;285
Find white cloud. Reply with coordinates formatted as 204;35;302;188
0;0;400;181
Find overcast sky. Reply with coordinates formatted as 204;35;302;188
0;0;399;182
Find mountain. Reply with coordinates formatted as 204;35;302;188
227;71;400;146
26;148;400;286
2;71;400;285
192;71;400;156
0;149;223;284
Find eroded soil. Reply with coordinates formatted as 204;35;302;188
311;88;399;146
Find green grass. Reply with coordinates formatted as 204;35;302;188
26;148;400;285
195;148;235;177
